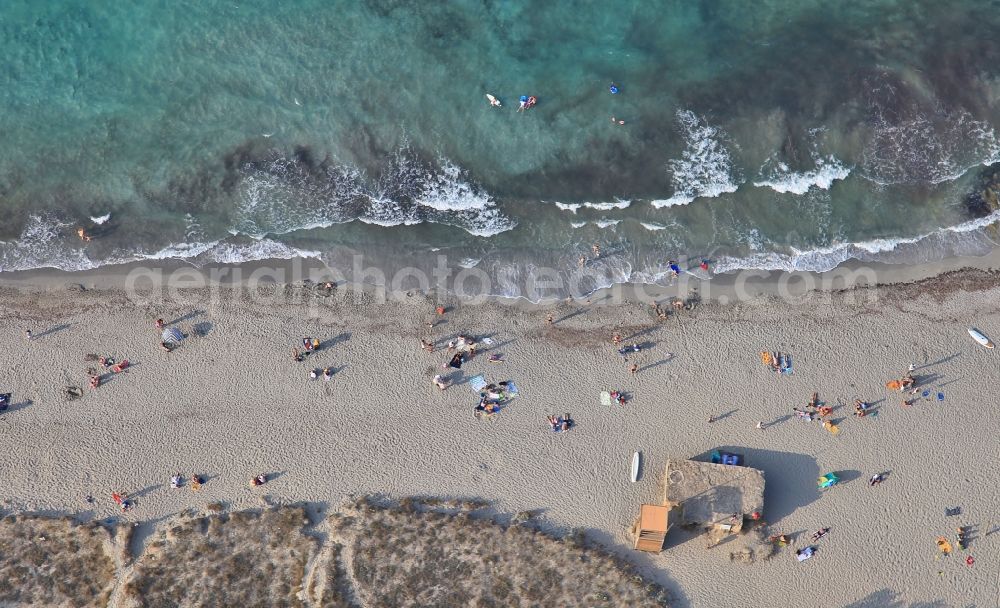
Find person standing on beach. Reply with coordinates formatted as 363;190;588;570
630;363;639;376
155;318;164;329
24;329;32;341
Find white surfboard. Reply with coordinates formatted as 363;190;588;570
486;93;501;107
968;328;994;349
630;452;641;482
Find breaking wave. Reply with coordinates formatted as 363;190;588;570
712;210;1000;273
754;156;852;195
652;110;741;208
233;150;516;239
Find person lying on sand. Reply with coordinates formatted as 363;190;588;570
433;374;449;390
251;474;267;486
170;474;182;489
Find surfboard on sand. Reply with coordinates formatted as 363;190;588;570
631;452;641;482
968;328;994;349
486;93;501;107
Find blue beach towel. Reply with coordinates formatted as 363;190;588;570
469;375;487;393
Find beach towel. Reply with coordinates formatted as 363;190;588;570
823;421;841;436
760;352;772;366
505;381;518;397
796;547;815;561
600;391;612;406
469;375;487;393
886;380;901;391
482;337;494;346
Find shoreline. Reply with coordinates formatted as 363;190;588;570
1;245;1000;305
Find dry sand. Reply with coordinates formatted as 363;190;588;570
0;269;997;607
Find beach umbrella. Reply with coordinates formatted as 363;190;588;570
162;327;184;343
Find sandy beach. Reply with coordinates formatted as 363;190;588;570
0;266;997;607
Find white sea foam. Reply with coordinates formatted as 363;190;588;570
0;215;97;272
712;209;1000;273
640;222;668;231
457;257;481;268
569;219;621;229
90;214;111;225
233;151;515;240
658;110;740;208
754;156;852;195
141;240;220;261
862;97;1000;186
203;239;320;264
553;202;583;213
583;198;631;210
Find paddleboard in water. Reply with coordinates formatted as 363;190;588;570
968;328;994;349
630;452;641;482
486;93;501;107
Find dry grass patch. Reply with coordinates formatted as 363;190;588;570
0;514;116;607
122;507;320;608
331;499;670;608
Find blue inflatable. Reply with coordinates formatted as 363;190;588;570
610;84;620;94
519;95;528;103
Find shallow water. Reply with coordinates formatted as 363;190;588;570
1;0;1000;295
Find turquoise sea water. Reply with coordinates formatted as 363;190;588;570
2;0;1000;294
